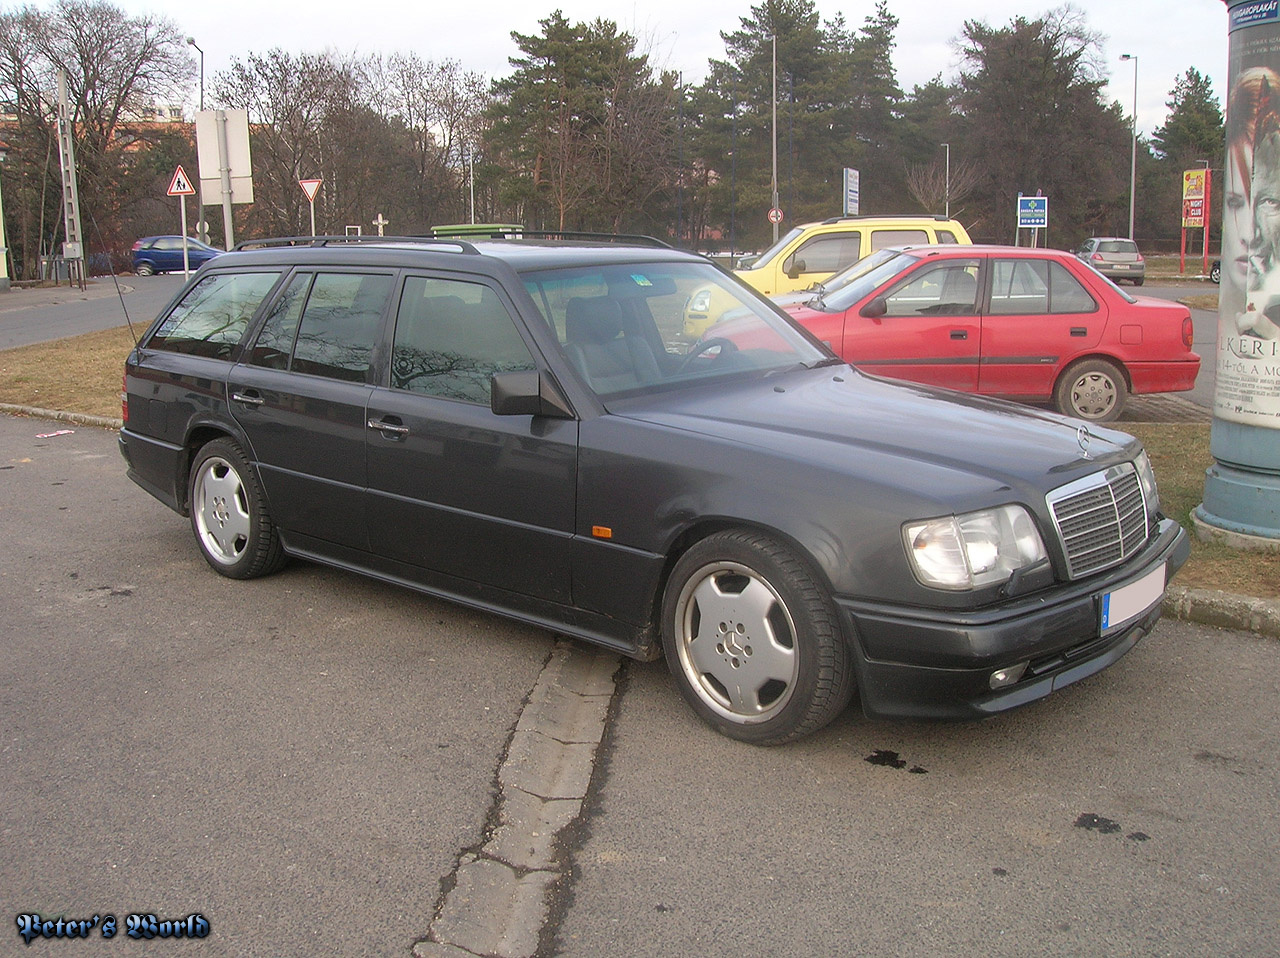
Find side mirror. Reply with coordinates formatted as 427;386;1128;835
861;296;888;319
491;370;574;418
785;258;806;279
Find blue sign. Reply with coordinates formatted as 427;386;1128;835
1230;0;1279;32
1017;195;1048;228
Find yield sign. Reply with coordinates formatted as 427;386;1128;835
299;178;322;202
167;165;196;196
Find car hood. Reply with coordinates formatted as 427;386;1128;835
609;366;1137;503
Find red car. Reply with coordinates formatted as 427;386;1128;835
765;245;1199;421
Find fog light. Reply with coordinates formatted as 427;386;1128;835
989;663;1029;690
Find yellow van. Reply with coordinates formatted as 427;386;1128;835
736;215;972;296
683;215;972;338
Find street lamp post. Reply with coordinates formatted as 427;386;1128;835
1120;53;1138;241
771;34;779;244
187;37;206;244
942;142;950;218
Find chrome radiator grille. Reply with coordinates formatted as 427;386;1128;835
1047;464;1149;579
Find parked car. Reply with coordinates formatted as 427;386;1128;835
120;235;1188;744
741;244;1198;422
1075;237;1145;286
131;235;222;275
1210;259;1221;284
683;216;972;337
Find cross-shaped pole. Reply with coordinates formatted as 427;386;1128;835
372;213;388;236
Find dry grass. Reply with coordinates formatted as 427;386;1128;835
1;327;1274;598
1124;422;1279;599
0;324;137;419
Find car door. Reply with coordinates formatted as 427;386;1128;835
838;257;982;391
978;256;1104;399
228;269;394;550
775;231;863;294
364;274;577;605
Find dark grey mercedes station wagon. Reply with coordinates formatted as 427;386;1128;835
119;235;1189;744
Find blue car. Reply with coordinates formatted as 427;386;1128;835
131;236;222;275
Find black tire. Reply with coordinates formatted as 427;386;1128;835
1132;277;1144;286
1053;358;1127;422
661;530;854;745
136;261;155;276
1210;262;1221;285
188;438;286;579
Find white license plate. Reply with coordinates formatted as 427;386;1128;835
1101;563;1166;632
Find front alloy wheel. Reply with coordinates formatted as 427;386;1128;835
662;530;853;744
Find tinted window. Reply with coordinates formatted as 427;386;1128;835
786;233;862;273
872;229;927;250
1098;240;1138;254
250;272;311;369
391;277;535;403
936;230;958;244
989;259;1097;315
289;273;393;382
148;271;281;358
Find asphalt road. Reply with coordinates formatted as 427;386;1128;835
0;274;183;350
2;416;1277;956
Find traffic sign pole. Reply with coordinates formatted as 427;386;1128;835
167;165;197;277
180;195;189;277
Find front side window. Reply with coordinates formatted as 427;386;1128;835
391;277;535;403
784;233;862;274
147;271;282;358
882;260;981;317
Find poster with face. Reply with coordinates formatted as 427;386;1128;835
1217;8;1280;427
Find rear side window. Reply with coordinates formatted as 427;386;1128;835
989;260;1097;315
872;229;928;250
936;230;959;244
147;271;282;358
265;272;393;382
391;277;535;403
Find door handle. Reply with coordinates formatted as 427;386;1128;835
1070;327;1088;337
367;418;410;438
231;391;265;407
950;329;968;340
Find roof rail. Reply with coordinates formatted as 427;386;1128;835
518;230;673;249
818;214;955;225
231;235;481;255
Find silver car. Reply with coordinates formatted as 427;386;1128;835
1076;237;1145;286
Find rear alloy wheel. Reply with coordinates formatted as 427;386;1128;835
189;438;285;579
1054;358;1127;422
136;261;155;276
661;530;853;745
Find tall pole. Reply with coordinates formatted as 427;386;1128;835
771;34;779;244
942;142;950;218
1121;53;1138;240
187;37;206;244
0;144;10;291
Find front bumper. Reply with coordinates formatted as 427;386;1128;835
836;517;1189;720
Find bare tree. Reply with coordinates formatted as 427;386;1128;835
904;156;984;219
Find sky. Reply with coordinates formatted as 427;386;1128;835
103;0;1228;138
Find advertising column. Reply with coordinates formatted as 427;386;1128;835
1197;0;1280;543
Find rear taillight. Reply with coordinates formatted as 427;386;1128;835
1183;316;1194;349
1136;253;1145;263
121;369;129;423
1091;252;1104;261
130;240;143;251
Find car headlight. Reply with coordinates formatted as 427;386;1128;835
904;505;1048;590
688;288;712;314
1134;450;1160;516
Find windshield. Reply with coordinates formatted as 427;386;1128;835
817;251;921;312
520;260;829;399
741;227;803;271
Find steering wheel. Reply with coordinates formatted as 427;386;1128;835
679;336;739;371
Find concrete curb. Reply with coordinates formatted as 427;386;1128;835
415;642;621;958
0;402;122;430
1163;586;1280;639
